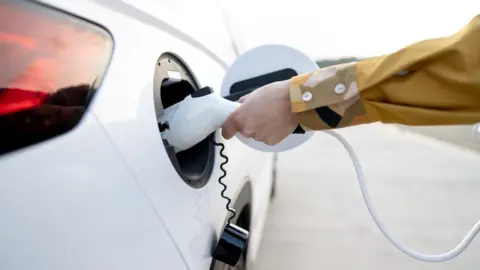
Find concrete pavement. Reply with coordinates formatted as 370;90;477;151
254;124;480;270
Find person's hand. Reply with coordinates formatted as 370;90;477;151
221;79;299;145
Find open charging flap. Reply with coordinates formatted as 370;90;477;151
221;44;318;152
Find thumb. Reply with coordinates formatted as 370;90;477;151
221;113;240;140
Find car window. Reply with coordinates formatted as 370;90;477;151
0;0;113;156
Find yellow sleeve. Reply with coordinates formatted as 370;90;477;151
290;14;480;131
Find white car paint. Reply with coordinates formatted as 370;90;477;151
0;0;275;269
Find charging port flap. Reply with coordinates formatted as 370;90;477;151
153;53;215;188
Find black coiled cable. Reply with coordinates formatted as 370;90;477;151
210;137;236;225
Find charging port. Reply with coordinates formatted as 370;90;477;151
154;53;215;188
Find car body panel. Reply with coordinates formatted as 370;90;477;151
0;112;188;270
8;1;276;269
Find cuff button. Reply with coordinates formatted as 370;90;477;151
334;83;346;94
302;91;312;101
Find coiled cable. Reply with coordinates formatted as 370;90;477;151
324;129;480;262
211;137;236;225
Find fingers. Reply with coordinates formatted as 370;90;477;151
222;110;256;140
256;134;281;146
240;132;255;138
222;120;283;145
221;113;240;140
221;112;284;145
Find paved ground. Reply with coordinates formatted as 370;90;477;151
395;124;480;154
254;124;480;270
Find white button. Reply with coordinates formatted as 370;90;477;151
334;84;346;94
302;91;312;101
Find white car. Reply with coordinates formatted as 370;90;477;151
0;0;277;269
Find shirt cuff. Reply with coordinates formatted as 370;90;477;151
288;61;370;130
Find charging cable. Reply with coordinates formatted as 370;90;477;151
159;85;480;262
323;130;480;262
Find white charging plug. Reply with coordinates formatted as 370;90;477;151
158;87;239;152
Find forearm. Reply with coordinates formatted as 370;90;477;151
290;14;480;131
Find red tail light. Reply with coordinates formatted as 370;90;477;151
0;0;113;155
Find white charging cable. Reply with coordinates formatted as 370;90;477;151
323;129;480;262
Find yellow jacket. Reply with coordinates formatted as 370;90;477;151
290;15;480;131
